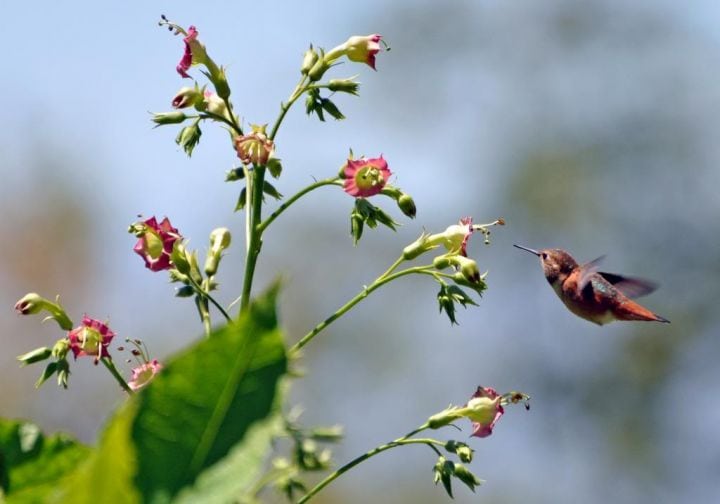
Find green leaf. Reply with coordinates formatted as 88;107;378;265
266;157;283;179
262;180;284;201
0;419;90;503
133;285;287;502
235;187;248;212
320;98;345;120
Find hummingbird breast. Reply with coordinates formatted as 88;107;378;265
551;273;619;325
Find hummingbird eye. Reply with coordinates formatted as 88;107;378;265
541;252;548;260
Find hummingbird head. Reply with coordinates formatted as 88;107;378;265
514;245;578;285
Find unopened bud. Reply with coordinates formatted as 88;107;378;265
151;111;188;126
397;193;416;218
328;78;360;95
212;66;231;100
170;242;191;275
205;228;231;276
308;56;330;82
17;347;52;366
301;46;319;75
52;338;70;359
175;122;202;157
433;255;452;270
402;232;434;260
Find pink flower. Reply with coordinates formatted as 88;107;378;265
67;316;115;363
344;34;383;70
327;34;383;70
176;25;209;78
128;359;163;391
342;156;391;197
466;386;504;438
132;216;182;272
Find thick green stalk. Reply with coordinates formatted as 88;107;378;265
239;166;267;313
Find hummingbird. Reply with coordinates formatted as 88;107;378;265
513;245;670;325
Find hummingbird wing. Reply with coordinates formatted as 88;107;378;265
597;272;658;298
576;255;606;293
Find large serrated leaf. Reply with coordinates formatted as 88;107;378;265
0;419;90;503
132;284;287;502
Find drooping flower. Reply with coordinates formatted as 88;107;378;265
131;217;182;272
176;25;209;78
326;34;383;70
342;156;391;198
128;359;163;391
345;35;383;69
67;316;115;363
426;386;529;438
234;124;274;166
464;386;504;438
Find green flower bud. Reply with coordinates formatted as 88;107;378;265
205;227;232;276
17;347;52;366
52;338;70;359
397;193;416;218
308;56;330;82
151;111;188;126
433;255;452;270
170;242;192;275
212;66;231;100
328;78;360;96
175;121;202;157
301;46;319;75
402;232;434;260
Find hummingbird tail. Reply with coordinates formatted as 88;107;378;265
615;299;670;324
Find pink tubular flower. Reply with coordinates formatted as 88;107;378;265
128;359;163;391
132;217;182;272
343;156;391;197
345;34;382;69
177;25;209;78
67;316;115;363
466;386;504;438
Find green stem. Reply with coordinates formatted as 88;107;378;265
195;296;212;337
258;178;341;233
269;77;309;141
188;277;232;322
239;165;267;313
290;265;434;353
199;112;241;134
238;77;313;313
101;357;133;394
297;428;440;504
222;96;244;135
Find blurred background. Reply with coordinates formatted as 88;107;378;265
3;0;719;502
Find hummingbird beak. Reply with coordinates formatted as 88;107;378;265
513;244;540;256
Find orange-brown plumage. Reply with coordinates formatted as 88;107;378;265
514;245;670;325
